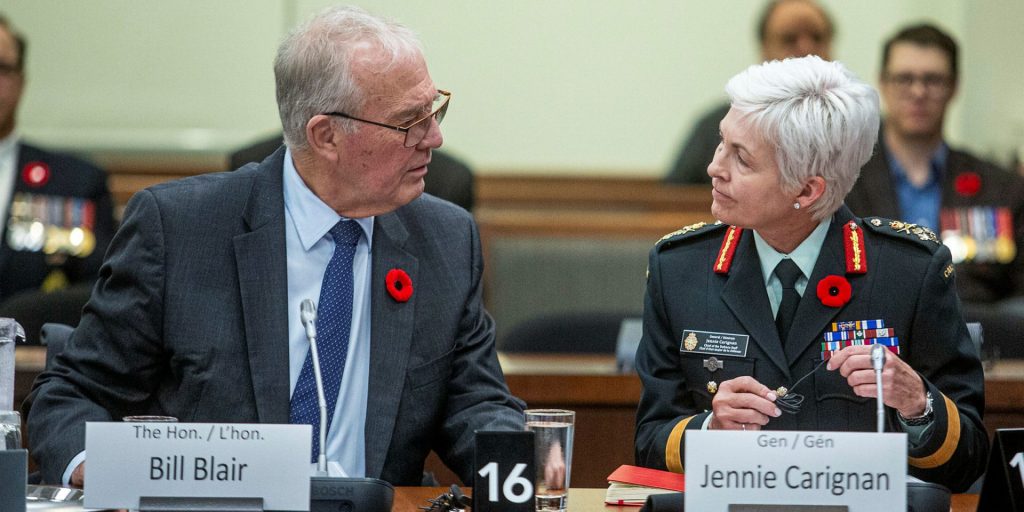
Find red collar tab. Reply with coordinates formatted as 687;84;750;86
714;226;743;274
843;221;867;274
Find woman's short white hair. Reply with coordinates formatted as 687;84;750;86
274;5;423;150
725;56;879;220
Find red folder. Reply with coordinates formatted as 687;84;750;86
607;464;686;491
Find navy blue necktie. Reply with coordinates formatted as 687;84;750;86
290;220;362;462
774;258;803;345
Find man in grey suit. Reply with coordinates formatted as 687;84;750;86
28;5;524;487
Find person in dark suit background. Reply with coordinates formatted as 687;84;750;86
0;14;114;321
845;24;1024;357
28;5;523;487
230;134;475;211
636;56;986;492
664;0;834;185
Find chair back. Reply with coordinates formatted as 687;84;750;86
499;311;633;353
40;323;75;370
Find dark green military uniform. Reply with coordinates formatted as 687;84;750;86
635;206;987;492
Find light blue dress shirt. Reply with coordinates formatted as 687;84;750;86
283;148;374;477
886;142;949;231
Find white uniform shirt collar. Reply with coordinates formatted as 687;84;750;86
0;132;21;226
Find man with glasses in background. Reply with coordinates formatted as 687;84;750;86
0;15;114;318
28;5;524;487
846;24;1024;358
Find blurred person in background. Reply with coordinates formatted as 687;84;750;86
0;14;115;340
846;23;1024;357
665;0;834;185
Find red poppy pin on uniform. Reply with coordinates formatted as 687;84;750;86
816;275;851;308
954;172;981;197
22;161;50;187
386;268;413;302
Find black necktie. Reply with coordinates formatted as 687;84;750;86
774;258;803;344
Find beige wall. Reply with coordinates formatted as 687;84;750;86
5;1;1021;174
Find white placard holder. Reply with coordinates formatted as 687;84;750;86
86;422;311;511
685;430;906;511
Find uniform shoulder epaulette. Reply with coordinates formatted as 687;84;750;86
654;220;727;250
862;217;942;251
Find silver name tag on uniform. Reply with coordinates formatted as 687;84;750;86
681;330;749;357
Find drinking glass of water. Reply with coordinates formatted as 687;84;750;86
525;409;574;511
0;410;20;450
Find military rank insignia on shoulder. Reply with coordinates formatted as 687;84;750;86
655;220;725;250
864;217;942;249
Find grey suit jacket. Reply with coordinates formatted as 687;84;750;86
27;148;524;485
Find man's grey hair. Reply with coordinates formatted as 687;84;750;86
274;5;423;150
725;55;879;220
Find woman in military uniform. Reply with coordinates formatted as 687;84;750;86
634;56;987;492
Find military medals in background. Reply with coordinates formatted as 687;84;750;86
939;207;1016;264
5;192;97;259
821;319;900;360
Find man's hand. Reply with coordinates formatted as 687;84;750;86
70;462;85;488
709;376;781;430
827;345;927;417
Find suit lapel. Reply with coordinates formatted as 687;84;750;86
233;150;291;423
720;233;791;380
784;208;861;363
363;209;418;478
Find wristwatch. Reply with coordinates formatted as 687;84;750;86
899;391;934;426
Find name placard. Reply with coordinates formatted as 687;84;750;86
685;431;906;511
85;422;311;511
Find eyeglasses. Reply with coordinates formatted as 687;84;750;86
323;89;450;148
882;72;953;95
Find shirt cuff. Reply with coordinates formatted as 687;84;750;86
63;450;86;486
701;412;714;430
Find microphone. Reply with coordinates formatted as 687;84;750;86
871;343;886;433
300;300;395;512
300;299;329;476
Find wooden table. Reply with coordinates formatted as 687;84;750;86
393;487;980;511
13;347;1024;491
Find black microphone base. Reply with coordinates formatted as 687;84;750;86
310;476;394;512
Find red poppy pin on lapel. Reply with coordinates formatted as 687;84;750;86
816;275;851;308
386;268;413;302
954;172;981;197
22;161;50;187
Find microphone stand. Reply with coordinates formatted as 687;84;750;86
871;343;886;434
300;299;329;476
300;299;394;512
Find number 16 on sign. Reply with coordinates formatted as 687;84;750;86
474;431;535;511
